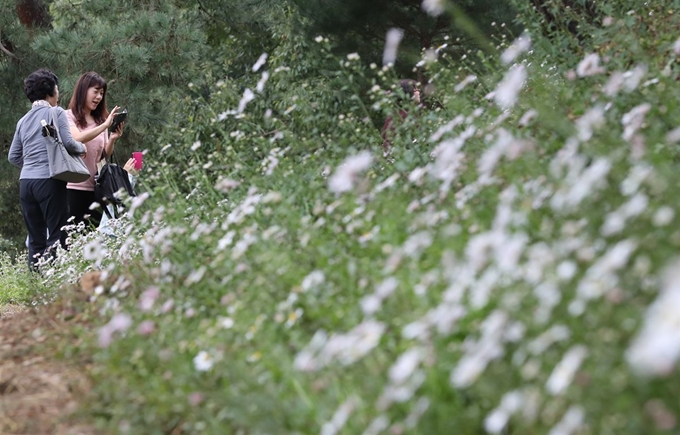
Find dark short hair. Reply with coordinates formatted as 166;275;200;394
24;69;59;102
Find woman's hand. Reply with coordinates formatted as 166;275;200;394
104;106;120;128
110;122;124;141
123;157;139;176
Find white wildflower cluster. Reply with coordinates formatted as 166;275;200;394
627;261;680;376
360;277;399;316
451;311;510;388
328;152;373;194
576;53;604;77
484;390;524;434
493;64;527;108
294;320;386;371
321;397;359;435
500;34;532;65
261;147;286;176
545;345;588;395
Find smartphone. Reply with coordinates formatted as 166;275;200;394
109;109;128;133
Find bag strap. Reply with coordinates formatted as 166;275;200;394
48;107;64;145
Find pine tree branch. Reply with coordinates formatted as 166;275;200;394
0;32;18;60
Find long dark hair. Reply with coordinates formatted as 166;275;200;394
68;71;109;129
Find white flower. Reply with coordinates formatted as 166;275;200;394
454;75;477;93
215;178;240;193
389;348;423;384
621;103;651;141
256;71;270;93
603;71;625;97
360;294;382;315
484;391;524;434
128;192;150;217
627;261;680;376
546;345;588;395
301;270;325;292
674;38;680;56
623;64;648;92
362;415;390;435
193;350;214;372
328;152;373;193
184;266;206;285
576;53;604;77
494;64;527;108
549;406;585;435
321;397;358;435
500;33;531;65
666;127;680;144
575;105;605;142
383;28;404;66
315;35;324;43
252;53;268;72
346;52;360;61
518;109;537;127
220;317;235;329
238;88;255;113
653;206;675;227
83;240;103;261
421;0;444;16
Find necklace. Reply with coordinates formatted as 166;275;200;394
32;100;52;108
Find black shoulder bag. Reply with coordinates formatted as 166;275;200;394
94;152;136;219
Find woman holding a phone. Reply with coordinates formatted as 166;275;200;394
65;71;124;228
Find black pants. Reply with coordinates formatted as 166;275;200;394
20;178;69;268
67;189;103;229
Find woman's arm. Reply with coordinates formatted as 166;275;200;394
103;125;123;158
56;109;87;155
69;107;119;143
8;122;24;167
104;134;116;159
70;122;107;143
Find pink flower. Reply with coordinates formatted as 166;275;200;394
139;286;160;312
137;320;156;336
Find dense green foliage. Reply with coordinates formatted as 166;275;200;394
3;0;680;433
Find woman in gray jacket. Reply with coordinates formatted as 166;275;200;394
8;69;86;269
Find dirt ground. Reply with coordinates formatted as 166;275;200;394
0;303;100;435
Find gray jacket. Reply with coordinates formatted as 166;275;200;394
8;105;86;180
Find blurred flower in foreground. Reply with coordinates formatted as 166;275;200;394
383;28;403;66
329;152;373;193
576;53;604;77
421;0;444;16
501;34;531;65
193;350;214;372
98;313;132;348
627;260;680;376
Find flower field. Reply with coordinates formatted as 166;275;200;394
3;1;680;434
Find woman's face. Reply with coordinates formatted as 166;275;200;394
85;86;105;112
